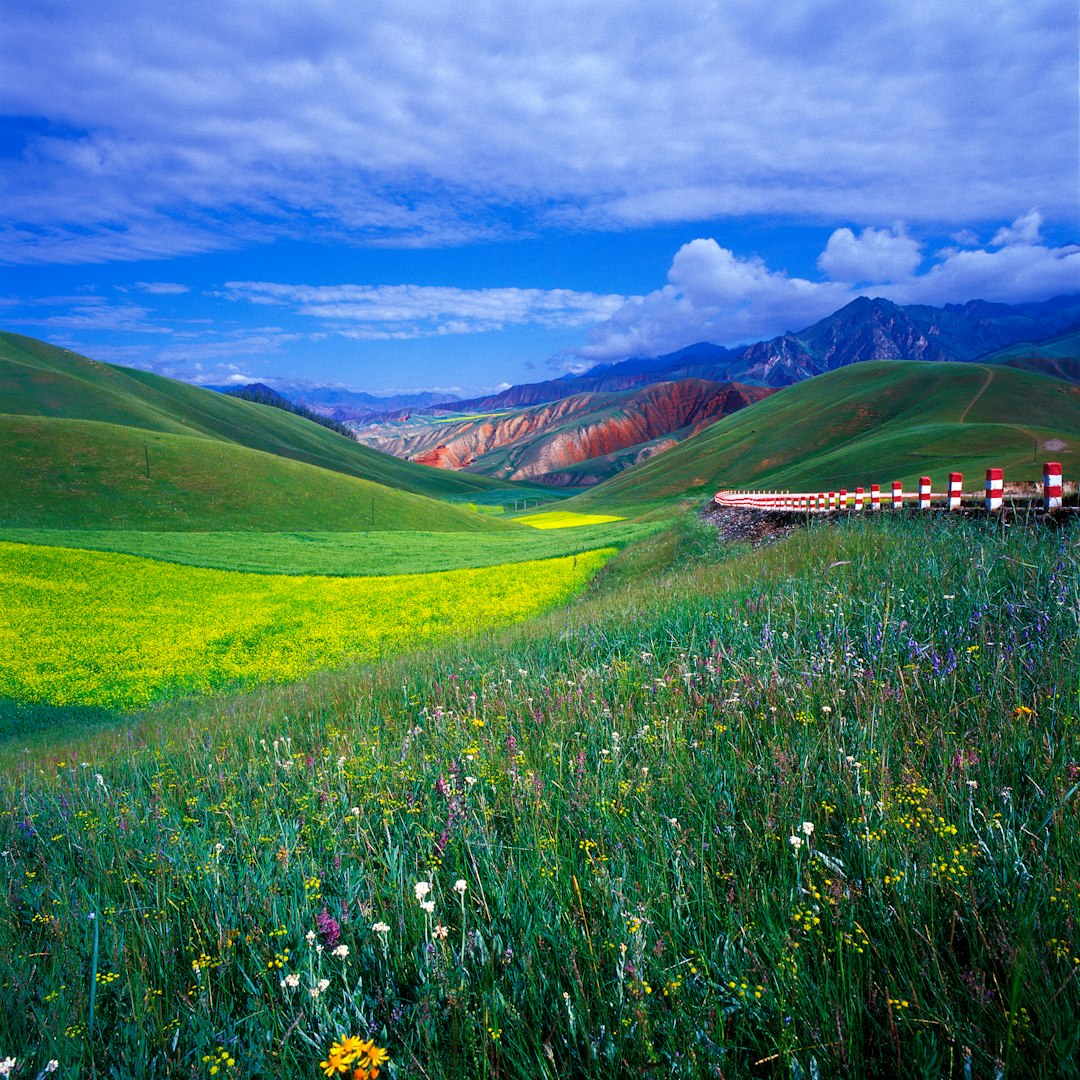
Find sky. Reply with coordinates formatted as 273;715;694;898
1;0;1077;397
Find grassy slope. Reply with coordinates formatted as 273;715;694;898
0;415;510;531
569;361;1080;511
0;331;517;501
0;520;661;575
1;515;1076;1078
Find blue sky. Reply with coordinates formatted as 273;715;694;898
1;0;1077;396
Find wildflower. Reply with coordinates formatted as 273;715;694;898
453;879;468;895
332;944;349;959
0;1059;15;1078
789;835;804;850
321;1036;389;1079
44;1063;60;1075
800;821;814;836
372;921;390;934
280;973;300;990
316;908;342;947
433;923;449;940
309;978;331;998
414;881;431;901
420;900;435;914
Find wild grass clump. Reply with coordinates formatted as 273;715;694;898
0;514;1077;1078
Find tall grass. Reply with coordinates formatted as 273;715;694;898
1;515;1077;1078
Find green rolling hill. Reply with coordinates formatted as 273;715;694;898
0;332;519;502
568;361;1080;511
0;332;521;531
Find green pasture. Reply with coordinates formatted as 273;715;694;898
0;415;518;532
0;331;518;502
0;520;658;576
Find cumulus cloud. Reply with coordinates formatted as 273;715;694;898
817;226;923;284
0;0;1073;262
577;212;1080;361
220;282;628;340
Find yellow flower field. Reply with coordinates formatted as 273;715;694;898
516;510;625;529
0;541;615;709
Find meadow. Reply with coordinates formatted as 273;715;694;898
0;520;655;578
1;513;1077;1078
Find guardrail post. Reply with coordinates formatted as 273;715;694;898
918;476;931;510
1044;462;1063;510
947;472;962;510
854;487;864;511
870;483;880;510
892;481;903;509
839;488;847;511
985;467;1003;511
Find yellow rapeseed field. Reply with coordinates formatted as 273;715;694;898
0;541;615;709
516;511;625;529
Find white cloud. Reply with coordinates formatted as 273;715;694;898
817;226;923;284
220;281;628;339
0;0;1073;262
990;208;1043;247
577;212;1080;361
134;281;191;295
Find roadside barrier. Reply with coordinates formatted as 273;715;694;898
713;464;1073;515
1045;462;1063;510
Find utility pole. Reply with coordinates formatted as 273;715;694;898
144;441;151;479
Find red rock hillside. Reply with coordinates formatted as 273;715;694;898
355;379;773;485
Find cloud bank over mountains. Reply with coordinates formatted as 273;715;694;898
577;212;1080;362
1;0;1074;263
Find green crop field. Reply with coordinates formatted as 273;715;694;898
567;361;1080;513
0;514;1076;1079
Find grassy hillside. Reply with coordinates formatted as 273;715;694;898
1;514;1076;1078
0;331;518;502
0;414;511;531
569;361;1080;511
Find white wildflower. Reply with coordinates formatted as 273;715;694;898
414;881;431;901
453;879;468;895
372;921;390;934
332;945;349;959
420;900;435;914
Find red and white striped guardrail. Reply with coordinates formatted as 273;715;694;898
713;463;1071;514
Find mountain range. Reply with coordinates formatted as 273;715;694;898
347;292;1080;487
434;293;1080;414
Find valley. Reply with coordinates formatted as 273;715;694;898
1;322;1077;1080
